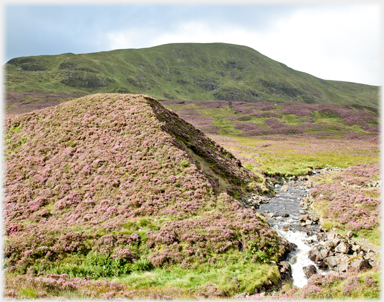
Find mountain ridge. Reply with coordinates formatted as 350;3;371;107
5;42;379;109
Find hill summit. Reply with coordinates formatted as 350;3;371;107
5;43;379;111
5;94;285;292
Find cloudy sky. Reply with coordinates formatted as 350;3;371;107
4;1;382;86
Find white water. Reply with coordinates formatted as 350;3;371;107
273;217;324;287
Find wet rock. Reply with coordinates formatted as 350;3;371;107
290;242;298;251
299;214;309;221
282;213;289;217
316;260;327;269
278;261;292;280
282;225;291;231
303;265;317;278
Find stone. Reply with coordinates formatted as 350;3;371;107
351;245;361;252
316;260;327;269
308;246;320;261
337;262;349;273
332;238;341;247
278;261;292;280
317;248;330;261
299;214;309;221
350;258;371;272
303;265;317;278
305;220;312;225
282;213;289;217
299;210;306;214
280;185;289;192
324;256;339;268
327;232;337;241
347;231;354;238
335;242;350;254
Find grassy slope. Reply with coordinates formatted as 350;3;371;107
5;93;288;299
5;43;379;108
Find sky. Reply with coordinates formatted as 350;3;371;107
3;1;382;86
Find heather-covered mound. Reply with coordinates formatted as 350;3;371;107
5;93;285;297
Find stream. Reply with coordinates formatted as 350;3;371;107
254;170;323;288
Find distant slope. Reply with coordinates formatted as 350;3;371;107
161;100;379;138
5;43;379;109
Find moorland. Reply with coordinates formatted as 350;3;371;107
3;43;381;299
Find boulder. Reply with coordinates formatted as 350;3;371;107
347;231;354;238
308;246;329;262
350;258;371;272
299;214;309;221
303;265;317;278
335;242;350;254
324;256;339;269
278;261;292;280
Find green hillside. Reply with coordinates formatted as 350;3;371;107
4;43;379;109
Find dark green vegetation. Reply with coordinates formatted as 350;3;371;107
5;43;379;111
5;94;289;298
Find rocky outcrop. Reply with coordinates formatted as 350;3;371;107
308;230;377;273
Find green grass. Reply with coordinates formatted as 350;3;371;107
114;257;279;295
5;43;379;108
226;136;379;176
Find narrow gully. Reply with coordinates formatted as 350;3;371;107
254;170;323;288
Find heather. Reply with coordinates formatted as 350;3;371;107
4;93;285;297
162;100;379;140
247;265;380;300
310;162;381;245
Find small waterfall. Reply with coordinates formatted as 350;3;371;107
254;173;324;287
273;225;322;287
